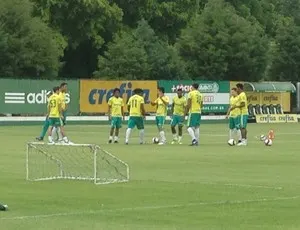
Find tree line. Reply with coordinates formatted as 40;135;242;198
1;0;300;81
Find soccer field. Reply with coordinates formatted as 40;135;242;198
1;123;300;230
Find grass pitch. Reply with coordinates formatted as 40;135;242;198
1;123;300;230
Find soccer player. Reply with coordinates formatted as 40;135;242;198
151;87;169;145
108;88;124;143
36;91;53;141
185;83;203;146
236;83;248;146
226;88;242;142
125;88;146;145
170;88;186;144
47;86;69;144
53;82;68;141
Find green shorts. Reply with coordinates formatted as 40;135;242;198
187;113;201;127
240;114;248;128
171;115;184;127
128;116;144;130
62;111;67;125
156;116;166;128
111;116;122;129
48;117;63;127
229;116;240;129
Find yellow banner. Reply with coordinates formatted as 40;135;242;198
80;80;158;113
256;114;298;123
230;82;291;112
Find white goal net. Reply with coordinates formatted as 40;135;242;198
26;142;129;185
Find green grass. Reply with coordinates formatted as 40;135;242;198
1;123;300;230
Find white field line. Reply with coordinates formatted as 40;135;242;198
151;180;283;190
198;182;283;190
0;196;298;221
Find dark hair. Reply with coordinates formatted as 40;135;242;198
192;83;199;89
114;88;120;93
231;87;237;91
236;83;244;90
177;88;183;92
133;88;143;95
53;86;60;92
158;87;165;94
60;82;67;88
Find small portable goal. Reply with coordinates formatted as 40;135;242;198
26;142;129;185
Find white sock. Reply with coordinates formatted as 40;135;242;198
187;127;196;141
52;127;57;139
173;134;178;140
178;136;182;142
48;136;54;143
139;129;145;143
114;136;118;141
237;129;242;141
195;128;199;141
57;127;63;140
159;131;166;142
125;128;132;143
109;136;113;140
229;129;234;139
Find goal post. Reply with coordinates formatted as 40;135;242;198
26;142;129;185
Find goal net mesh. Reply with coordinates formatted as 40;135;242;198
26;142;129;185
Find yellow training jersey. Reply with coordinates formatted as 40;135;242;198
229;96;241;117
238;92;248;115
59;92;66;110
48;94;61;118
173;96;187;116
188;90;203;113
127;95;144;117
155;96;169;116
108;96;124;117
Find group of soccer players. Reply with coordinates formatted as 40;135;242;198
36;81;248;146
36;82;70;144
108;83;204;146
226;83;248;146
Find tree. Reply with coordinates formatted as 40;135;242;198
268;17;300;81
0;0;65;78
177;0;269;81
113;0;200;43
96;20;187;80
31;0;123;77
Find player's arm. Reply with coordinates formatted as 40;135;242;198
160;96;169;106
108;99;112;120
141;103;146;117
226;106;231;118
185;98;191;116
150;98;157;106
171;102;175;116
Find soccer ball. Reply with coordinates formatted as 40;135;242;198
152;137;159;144
264;138;273;146
260;135;267;141
227;139;236;146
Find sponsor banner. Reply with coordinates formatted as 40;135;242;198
80;80;157;113
161;81;230;113
160;80;229;93
0;79;79;114
247;92;290;112
165;93;229;113
256;114;298;123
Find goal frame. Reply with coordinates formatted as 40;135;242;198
26;142;130;185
